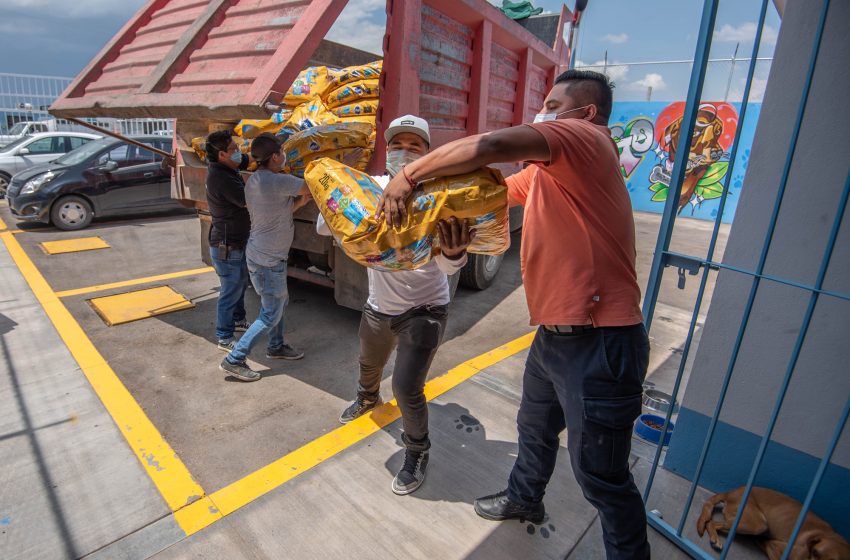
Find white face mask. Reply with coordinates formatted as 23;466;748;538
533;104;592;123
385;149;421;177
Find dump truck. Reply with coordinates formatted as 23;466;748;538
49;0;573;310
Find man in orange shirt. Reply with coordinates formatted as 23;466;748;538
377;70;649;559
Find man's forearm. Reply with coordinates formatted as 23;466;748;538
404;126;549;184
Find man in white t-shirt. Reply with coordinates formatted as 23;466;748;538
317;115;472;495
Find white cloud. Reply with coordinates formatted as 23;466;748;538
3;0;145;18
325;0;386;55
575;59;629;84
630;73;666;91
714;22;778;45
729;77;769;103
602;33;628;44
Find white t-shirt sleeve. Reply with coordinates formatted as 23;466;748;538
434;252;468;274
316;213;331;236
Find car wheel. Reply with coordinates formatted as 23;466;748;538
51;195;93;230
448;271;460;300
460;253;504;290
0;172;10;198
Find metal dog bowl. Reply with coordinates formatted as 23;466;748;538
642;389;680;415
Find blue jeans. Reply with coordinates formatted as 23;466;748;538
507;325;650;560
227;258;288;363
209;245;248;341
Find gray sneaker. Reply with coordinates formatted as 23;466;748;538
266;344;304;360
220;357;261;382
339;395;383;424
392;449;429;495
217;338;236;352
233;319;250;332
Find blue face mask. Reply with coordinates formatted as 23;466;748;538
229;150;243;164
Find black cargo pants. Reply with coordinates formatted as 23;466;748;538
507;324;651;560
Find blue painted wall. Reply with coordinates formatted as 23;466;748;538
610;101;761;223
664;407;850;538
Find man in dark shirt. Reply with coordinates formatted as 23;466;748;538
205;130;251;351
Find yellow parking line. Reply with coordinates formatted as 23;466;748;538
0;216;206;515
178;332;536;534
56;266;215;298
1;215;536;538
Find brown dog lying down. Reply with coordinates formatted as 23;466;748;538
697;486;850;559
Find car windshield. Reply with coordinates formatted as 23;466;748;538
0;135;33;153
53;137;114;166
7;122;29;135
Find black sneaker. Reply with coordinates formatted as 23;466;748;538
234;319;250;332
220;357;261;382
392;449;429;495
474;489;545;523
266;344;304;360
338;395;383;424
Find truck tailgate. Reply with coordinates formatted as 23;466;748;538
49;0;349;120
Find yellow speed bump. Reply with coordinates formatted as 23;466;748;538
89;286;194;326
40;236;110;254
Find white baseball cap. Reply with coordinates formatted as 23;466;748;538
384;114;430;145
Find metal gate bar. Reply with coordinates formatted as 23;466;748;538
641;0;770;518
641;0;719;332
639;0;850;558
781;394;850;560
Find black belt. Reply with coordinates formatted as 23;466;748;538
543;324;594;334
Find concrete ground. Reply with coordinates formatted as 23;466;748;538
0;202;738;559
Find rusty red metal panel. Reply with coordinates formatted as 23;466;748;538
513;48;534;126
372;0;423;174
488;42;520;131
377;0;568;159
468;20;492;134
51;0;348;120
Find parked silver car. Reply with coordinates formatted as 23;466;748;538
0;132;101;196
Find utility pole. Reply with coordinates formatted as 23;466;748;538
724;42;739;101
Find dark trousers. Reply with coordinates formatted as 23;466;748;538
507;324;650;560
357;304;448;452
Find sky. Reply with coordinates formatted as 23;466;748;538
0;0;781;103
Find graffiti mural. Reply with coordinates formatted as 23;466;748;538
609;101;759;223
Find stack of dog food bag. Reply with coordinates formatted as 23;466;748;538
304;159;510;271
191;61;381;177
190;59;509;269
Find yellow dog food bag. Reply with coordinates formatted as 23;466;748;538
287;148;372;178
325;79;380;110
233;115;291;139
327;60;382;90
281;99;341;139
332;99;380;118
283;66;337;106
304;160;509;271
282;122;373;163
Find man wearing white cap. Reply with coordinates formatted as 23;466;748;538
317;114;473;495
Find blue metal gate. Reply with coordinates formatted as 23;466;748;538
639;0;850;557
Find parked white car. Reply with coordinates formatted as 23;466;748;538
0;132;101;196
